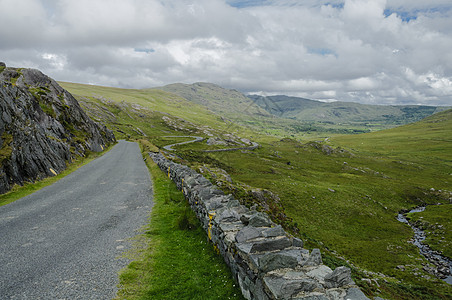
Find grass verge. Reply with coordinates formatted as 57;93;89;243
0;145;115;207
115;142;244;300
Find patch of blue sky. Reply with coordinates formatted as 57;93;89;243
226;0;270;8
227;0;338;8
308;48;337;57
41;0;57;18
134;48;155;53
324;1;344;9
384;5;452;22
227;0;346;9
384;9;417;22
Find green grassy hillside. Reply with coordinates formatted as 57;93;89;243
59;82;234;132
62;82;452;299
330;109;452;163
159;82;271;119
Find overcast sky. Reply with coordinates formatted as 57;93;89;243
1;0;452;105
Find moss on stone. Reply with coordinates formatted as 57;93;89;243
0;132;13;167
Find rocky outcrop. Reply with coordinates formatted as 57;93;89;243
0;65;115;194
150;152;369;300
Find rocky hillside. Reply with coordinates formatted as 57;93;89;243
0;63;115;194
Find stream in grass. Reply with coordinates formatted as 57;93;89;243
397;206;452;284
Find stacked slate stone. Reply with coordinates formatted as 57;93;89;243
150;152;370;300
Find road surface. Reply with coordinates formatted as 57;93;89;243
0;140;153;299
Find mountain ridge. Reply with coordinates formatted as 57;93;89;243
157;82;272;119
248;94;450;125
153;82;451;136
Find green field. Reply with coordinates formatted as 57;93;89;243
62;82;452;299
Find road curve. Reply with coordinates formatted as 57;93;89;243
0;140;153;300
162;136;204;151
162;136;259;152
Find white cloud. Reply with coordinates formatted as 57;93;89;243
0;0;451;106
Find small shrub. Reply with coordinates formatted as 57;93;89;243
177;207;198;230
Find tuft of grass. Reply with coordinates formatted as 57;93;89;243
115;143;244;300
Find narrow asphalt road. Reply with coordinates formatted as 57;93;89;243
0;140;153;299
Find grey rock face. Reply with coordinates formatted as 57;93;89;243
303;248;323;266
264;276;322;299
236;226;262;243
293;294;329;300
324;266;355;288
0;67;115;194
258;252;298;272
248;212;273;227
250;236;292;253
263;225;286;238
292;237;304;248
345;288;371;300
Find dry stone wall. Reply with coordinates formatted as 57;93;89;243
150;152;370;300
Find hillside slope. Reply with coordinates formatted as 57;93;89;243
0;66;115;194
59;81;241;133
158;82;272;119
330;108;452;162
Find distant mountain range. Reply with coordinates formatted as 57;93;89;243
156;82;451;135
248;94;450;126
